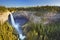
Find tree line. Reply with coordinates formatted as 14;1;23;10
0;6;60;12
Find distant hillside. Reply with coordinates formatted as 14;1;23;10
0;6;60;12
16;6;60;12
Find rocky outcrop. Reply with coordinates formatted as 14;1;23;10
0;11;11;24
1;11;59;25
12;11;41;23
42;12;60;24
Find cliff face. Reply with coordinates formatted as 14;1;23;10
0;11;60;25
0;11;10;24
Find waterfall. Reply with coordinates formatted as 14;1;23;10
10;13;25;40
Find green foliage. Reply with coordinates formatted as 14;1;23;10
0;22;18;40
0;6;8;12
0;6;60;13
8;8;16;12
23;22;60;40
16;6;60;12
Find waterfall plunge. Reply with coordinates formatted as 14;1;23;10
10;13;25;40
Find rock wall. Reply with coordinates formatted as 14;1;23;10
0;11;11;24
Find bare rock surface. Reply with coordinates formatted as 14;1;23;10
0;11;11;24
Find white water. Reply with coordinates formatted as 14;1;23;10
10;13;25;40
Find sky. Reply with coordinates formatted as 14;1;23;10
0;0;60;7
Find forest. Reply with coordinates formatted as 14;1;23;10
0;6;60;12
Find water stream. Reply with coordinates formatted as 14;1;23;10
9;13;27;40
